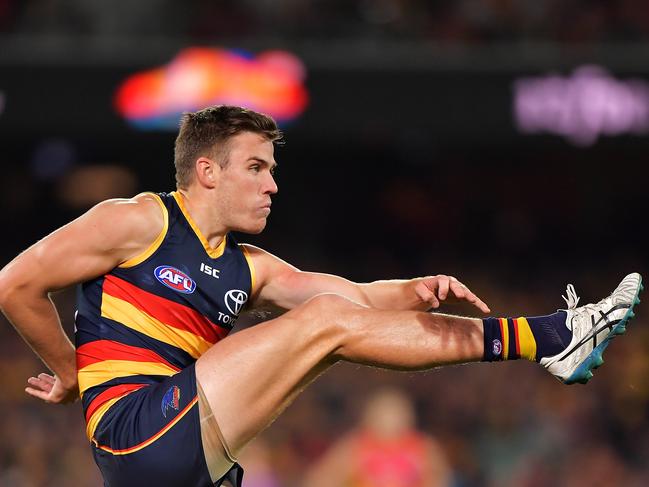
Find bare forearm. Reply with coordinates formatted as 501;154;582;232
0;287;76;386
264;271;426;311
359;278;429;311
260;261;488;314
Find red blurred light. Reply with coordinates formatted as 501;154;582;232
115;48;308;129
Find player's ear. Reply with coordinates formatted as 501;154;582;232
195;157;217;188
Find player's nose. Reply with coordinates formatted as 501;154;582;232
263;172;278;195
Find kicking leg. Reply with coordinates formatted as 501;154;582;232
195;272;643;470
195;293;483;456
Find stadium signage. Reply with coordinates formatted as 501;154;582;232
514;65;649;146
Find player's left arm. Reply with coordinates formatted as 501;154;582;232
242;244;490;313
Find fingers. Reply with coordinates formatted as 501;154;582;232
25;386;52;403
415;281;440;308
27;375;54;393
25;373;56;403
461;289;491;313
446;279;488;312
448;279;466;299
421;275;491;313
38;373;56;384
438;277;450;301
473;297;491;313
25;373;78;405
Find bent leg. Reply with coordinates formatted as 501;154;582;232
195;294;483;455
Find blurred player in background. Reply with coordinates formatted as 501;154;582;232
304;387;451;487
0;105;642;487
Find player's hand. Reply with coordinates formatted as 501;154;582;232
26;372;79;405
415;275;490;313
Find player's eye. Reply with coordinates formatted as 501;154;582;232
250;164;260;172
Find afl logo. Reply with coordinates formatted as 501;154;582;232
154;266;197;294
492;339;502;356
225;289;248;315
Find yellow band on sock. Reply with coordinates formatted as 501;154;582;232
515;317;537;361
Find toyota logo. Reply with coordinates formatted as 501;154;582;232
224;289;248;315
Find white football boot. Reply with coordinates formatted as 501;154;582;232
540;273;643;384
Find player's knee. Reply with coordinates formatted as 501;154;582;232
293;293;363;331
283;294;368;358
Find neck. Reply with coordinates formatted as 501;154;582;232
176;188;227;249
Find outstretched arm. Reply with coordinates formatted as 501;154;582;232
0;194;164;404
242;244;490;313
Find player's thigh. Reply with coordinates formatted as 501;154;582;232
195;293;363;454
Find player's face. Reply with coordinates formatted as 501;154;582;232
214;131;278;234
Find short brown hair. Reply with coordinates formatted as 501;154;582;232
174;105;283;188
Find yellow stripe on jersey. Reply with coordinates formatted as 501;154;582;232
92;397;199;455
119;193;169;268
86;392;134;440
78;360;178;394
499;318;509;360
515;317;537;361
101;293;212;359
239;244;257;297
172;191;227;259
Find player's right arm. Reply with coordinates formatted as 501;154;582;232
0;194;164;404
242;244;489;313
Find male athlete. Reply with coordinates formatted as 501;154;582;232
0;106;642;487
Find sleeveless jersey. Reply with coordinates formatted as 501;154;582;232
75;191;254;440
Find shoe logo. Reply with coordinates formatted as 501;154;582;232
558;303;630;361
161;385;181;418
225;289;248;315
492;339;502;356
154;266;197;294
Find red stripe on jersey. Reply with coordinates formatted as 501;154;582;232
76;340;180;371
85;383;148;423
102;274;228;344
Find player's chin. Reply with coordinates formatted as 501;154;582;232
239;218;268;234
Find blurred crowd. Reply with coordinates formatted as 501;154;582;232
1;0;649;43
2;271;648;487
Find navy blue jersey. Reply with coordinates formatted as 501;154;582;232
75;191;254;441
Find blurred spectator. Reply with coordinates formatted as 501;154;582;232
303;387;451;487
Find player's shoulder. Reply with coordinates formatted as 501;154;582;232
237;244;291;268
237;243;264;256
84;192;166;244
93;192;163;218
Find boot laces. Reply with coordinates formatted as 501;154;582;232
562;284;604;333
562;284;580;309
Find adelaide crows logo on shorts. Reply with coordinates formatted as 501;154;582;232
154;266;196;294
161;385;181;418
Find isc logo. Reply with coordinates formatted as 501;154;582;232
154;266;197;294
200;262;220;279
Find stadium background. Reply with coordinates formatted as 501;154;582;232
1;1;648;486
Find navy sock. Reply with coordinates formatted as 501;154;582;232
483;311;571;362
527;311;571;360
